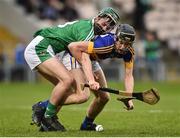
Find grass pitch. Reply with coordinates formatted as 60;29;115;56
0;81;180;137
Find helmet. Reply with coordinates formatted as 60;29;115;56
116;24;135;43
114;24;135;54
98;7;120;24
94;7;120;35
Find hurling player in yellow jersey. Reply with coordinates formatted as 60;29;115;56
68;24;135;131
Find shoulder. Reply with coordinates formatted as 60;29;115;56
127;46;135;56
123;47;135;61
94;33;115;48
76;19;93;29
75;19;94;40
97;33;115;39
94;34;115;47
95;33;115;44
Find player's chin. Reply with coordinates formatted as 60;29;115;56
116;50;125;54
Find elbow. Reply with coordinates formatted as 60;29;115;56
68;43;74;53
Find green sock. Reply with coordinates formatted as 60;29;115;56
44;102;57;118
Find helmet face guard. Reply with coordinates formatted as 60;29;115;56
116;24;135;44
94;22;106;35
119;32;135;42
98;7;120;24
94;15;116;35
115;24;135;53
94;7;120;35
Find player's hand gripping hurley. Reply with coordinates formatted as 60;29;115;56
81;84;160;105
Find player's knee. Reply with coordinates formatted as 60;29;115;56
62;77;75;88
76;93;90;104
81;93;90;103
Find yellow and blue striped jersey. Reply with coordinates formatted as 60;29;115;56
88;33;134;68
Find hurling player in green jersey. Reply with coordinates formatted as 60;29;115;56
25;7;120;131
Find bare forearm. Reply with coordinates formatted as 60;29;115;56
68;41;89;64
124;75;134;93
81;53;100;90
122;67;134;110
68;41;99;90
81;53;95;82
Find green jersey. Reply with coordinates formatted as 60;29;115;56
34;19;94;54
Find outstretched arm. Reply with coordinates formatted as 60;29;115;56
124;63;134;110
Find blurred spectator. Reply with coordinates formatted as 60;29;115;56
0;44;7;81
15;42;26;65
75;0;98;19
38;0;62;21
16;0;64;22
168;37;180;56
133;0;152;31
133;31;146;80
59;0;79;21
16;0;38;14
11;38;27;82
144;31;163;81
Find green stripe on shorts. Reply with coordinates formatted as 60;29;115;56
35;38;53;62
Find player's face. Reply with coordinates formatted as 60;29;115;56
94;16;116;35
115;39;131;54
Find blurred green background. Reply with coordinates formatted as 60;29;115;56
0;81;180;137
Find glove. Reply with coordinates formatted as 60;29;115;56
117;97;134;110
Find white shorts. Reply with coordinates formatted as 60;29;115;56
24;35;55;70
25;36;101;72
57;51;102;72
